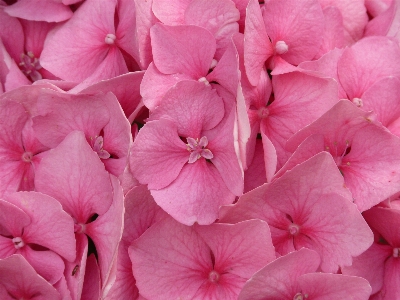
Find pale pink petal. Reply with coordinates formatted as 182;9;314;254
34;131;113;224
298;273;371;299
238;248;321;300
244;0;273;86
129;216;213;300
0;254;61;300
152;159;235;225
263;0;324;65
152;0;192;25
4;0;72;22
150;23;216;78
130;119;189;190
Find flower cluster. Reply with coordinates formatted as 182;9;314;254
1;0;400;299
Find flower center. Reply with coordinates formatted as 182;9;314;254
198;77;210;85
352;98;363;107
208;270;220;283
74;223;86;234
12;237;25;249
293;292;308;300
91;136;110;159
288;223;300;236
393;248;400;258
275;40;289;55
186;136;213;163
105;33;117;45
258;107;270;119
19;52;42;82
21;152;33;163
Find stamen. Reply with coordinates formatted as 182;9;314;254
21;152;33;163
12;237;25;249
198;77;210;85
208;270;220;283
352;98;363;107
186;136;213;163
210;59;218;69
293;293;308;300
258;107;269;119
288;223;300;236
275;40;289;55
91;136;110;159
74;223;85;234
393;248;399;258
19;52;42;82
105;33;117;45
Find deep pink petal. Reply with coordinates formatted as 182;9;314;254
130;119;188;190
0;254;61;300
152;159;235;225
35;131;113;224
151;24;216;78
0;199;30;238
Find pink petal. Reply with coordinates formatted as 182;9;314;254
238;248;321;300
0;199;30;238
81;254;101;300
0;254;61;300
0;7;24;63
319;0;368;44
19;246;65;284
129;216;213;300
244;139;267;193
263;0;324;65
4;192;76;262
140;62;193;111
4;0;73;22
244;0;273;86
150;23;216;79
298;273;371;299
152;0;192;25
85;175;124;294
80;71;144;118
148;81;225;137
130;119;189;190
363;207;400;246
40;0;117;81
151;159;235;225
34;131;113;224
337;36;400;100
